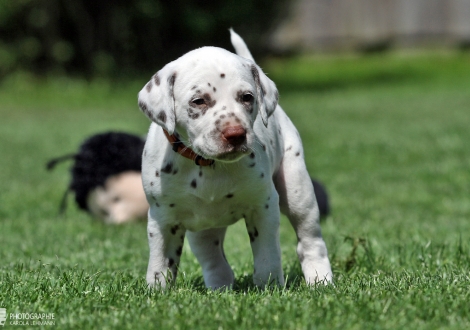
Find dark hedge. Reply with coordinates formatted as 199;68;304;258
0;0;288;78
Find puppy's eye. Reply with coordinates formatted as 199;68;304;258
242;93;254;103
192;98;205;106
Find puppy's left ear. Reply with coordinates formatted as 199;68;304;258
251;64;279;127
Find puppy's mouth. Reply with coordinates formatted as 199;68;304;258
213;144;250;162
193;142;250;163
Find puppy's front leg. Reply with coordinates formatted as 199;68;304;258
146;209;186;288
186;227;234;290
245;190;284;287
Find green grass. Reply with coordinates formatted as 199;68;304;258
1;52;470;329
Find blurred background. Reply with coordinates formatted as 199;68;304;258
1;1;470;327
1;0;469;79
0;0;288;78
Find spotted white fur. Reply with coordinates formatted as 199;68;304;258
138;30;332;289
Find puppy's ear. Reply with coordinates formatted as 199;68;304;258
138;64;177;134
251;64;279;127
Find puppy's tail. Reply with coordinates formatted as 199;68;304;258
311;179;330;220
230;28;255;62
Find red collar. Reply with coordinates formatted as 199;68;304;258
162;129;215;166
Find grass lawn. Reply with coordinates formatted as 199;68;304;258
1;51;469;329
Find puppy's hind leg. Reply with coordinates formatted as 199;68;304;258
275;152;333;285
186;227;235;290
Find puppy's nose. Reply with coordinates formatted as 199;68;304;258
222;125;246;146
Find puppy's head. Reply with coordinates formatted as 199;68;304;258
138;47;278;162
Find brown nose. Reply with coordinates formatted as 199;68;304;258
222;125;246;146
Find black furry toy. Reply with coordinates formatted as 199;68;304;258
47;131;148;223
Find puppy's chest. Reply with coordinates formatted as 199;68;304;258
154;162;270;228
169;165;267;203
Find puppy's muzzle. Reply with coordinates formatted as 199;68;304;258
222;125;246;147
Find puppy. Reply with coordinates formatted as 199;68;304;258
138;30;332;289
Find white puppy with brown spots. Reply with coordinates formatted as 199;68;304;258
138;30;332;289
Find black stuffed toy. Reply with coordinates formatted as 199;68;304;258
47;131;148;223
47;131;330;223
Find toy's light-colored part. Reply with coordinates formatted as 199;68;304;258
87;171;149;224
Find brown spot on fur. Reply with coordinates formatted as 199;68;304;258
146;81;153;92
220;73;225;78
214;240;220;246
199;171;203;177
139;101;148;112
250;153;255;158
191;85;197;90
191;179;197;188
176;246;183;256
260;173;264;178
253;65;266;96
286;146;293;151
161;163;173;174
155;170;160;177
169;203;175;207
154;73;160;86
296;152;300;156
149;232;154;237
203;93;216;108
168;258;174;267
249;163;256;168
157;110;167;123
170;225;179;234
187;107;200;119
265;204;269;209
226;193;234;198
168;73;176;86
213;87;217;92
